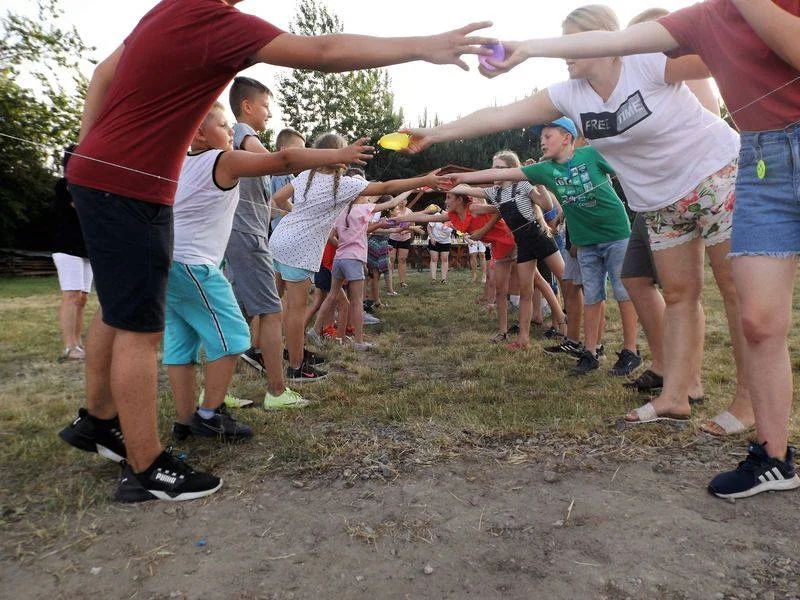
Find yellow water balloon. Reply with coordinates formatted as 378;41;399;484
378;132;410;151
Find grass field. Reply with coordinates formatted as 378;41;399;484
1;268;799;522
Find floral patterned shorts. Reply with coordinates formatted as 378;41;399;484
642;160;737;251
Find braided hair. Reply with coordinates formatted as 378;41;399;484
304;132;346;207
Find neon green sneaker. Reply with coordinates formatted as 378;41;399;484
198;390;254;409
263;387;309;411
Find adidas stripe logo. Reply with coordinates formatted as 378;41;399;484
758;467;785;484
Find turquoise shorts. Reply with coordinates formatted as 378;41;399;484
163;262;250;365
274;259;314;283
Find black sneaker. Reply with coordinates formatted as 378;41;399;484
363;299;375;313
172;422;192;442
286;361;328;382
544;338;583;357
708;442;800;499
596;344;605;359
571;350;599;376
175;408;253;442
114;448;222;503
58;408;126;463
609;349;642;376
543;326;564;340
508;323;521;335
623;369;663;392
283;347;326;367
240;348;265;374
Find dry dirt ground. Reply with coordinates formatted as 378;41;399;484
3;435;800;600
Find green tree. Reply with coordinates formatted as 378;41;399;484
0;0;93;248
277;0;403;145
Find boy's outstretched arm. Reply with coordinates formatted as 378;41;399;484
216;138;373;187
731;0;800;71
454;168;527;185
254;22;495;73
78;45;124;141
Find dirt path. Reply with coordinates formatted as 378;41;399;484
3;447;799;600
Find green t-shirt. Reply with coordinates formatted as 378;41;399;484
520;146;630;246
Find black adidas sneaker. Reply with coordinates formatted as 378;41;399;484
708;442;800;499
115;447;222;503
58;408;126;463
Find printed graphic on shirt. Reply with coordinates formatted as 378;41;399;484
554;163;600;209
580;91;652;140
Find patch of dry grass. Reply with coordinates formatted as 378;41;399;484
1;267;799;527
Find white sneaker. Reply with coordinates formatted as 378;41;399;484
198;389;254;409
363;313;381;325
353;342;375;351
386;291;399;296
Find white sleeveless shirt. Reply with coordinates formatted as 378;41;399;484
172;149;240;266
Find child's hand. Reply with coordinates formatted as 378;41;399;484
478;40;530;79
425;174;455;190
340;137;375;166
421;22;496;71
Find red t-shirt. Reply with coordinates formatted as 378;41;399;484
67;0;284;205
448;206;516;260
659;0;800;132
321;241;337;271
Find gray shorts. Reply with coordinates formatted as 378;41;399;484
332;258;366;282
224;230;282;317
560;247;582;285
620;213;659;284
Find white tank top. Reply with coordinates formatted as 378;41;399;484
172;149;240;266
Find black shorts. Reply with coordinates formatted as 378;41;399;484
71;184;173;333
388;238;412;250
621;213;659;284
516;230;559;264
485;246;492;261
428;241;451;253
314;265;332;293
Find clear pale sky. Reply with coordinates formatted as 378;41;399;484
9;0;698;130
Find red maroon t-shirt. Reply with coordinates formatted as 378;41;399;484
659;0;800;132
67;0;284;205
448;206;516;260
321;241;337;271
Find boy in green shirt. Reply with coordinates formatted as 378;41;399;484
452;117;640;377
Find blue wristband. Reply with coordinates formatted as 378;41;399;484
543;208;558;221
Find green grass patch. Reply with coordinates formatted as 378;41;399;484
1;270;799;522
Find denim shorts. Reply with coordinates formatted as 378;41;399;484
332;258;366;281
731;121;800;257
577;238;631;305
560;247;582;284
273;260;314;283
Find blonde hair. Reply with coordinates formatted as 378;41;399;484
492;150;522;168
492;150;550;234
628;8;669;26
562;4;620;33
304;132;346;206
201;101;226;126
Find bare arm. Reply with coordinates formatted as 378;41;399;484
362;173;450;197
403;212;449;224
731;0;800;71
469;203;499;216
253;22;495;73
450;184;489;198
453;168;527;185
405;91;561;152
686;80;721;116
481;21;679;78
664;55;711;83
78;45;124;142
271;183;294;213
374;195;404;213
217;140;373;187
529;186;553;212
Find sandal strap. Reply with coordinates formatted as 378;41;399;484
633;402;658;422
707;410;746;434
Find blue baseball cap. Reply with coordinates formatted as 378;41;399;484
531;117;579;141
